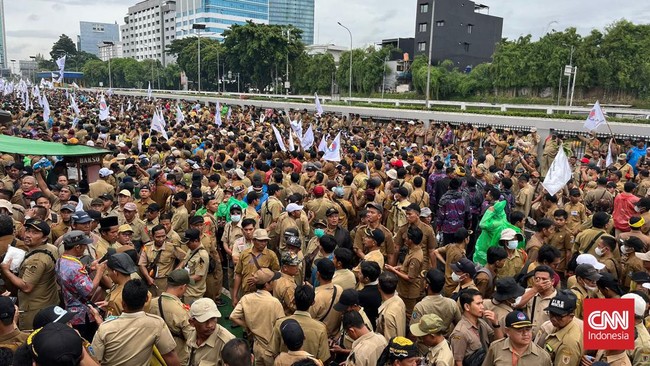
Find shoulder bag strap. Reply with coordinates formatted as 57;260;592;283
250;252;263;270
158;296;166;322
583;232;605;255
319;285;338;322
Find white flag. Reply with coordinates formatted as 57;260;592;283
157;108;166;127
301;124;315;150
147;82;152;100
138;134;143;153
176;105;185;125
71;82;79;89
290;119;303;139
318;134;328;152
315;93;323;116
605;138;614;167
542;146;572;196
584;100;606;131
288;128;295;152
226;107;232;121
69;94;80;116
56;55;65;84
127;99;132;111
99;95;110;121
215;102;222;126
151;113;169;140
42;94;50;122
323;132;341;162
120;104;124;116
272;125;287;152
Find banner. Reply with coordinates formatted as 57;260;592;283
542;146;571;195
323;132;341;162
584;100;606;131
272;125;287;152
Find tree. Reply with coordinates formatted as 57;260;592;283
292;53;336;94
49;34;77;60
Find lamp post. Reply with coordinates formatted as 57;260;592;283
9;59;15;79
337;22;353;100
103;41;114;89
192;23;206;92
425;0;435;106
29;56;36;83
565;45;575;106
285;28;290;95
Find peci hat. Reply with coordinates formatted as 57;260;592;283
99;216;119;229
409;314;446;336
190;298;222;322
254;268;281;285
505;310;532;329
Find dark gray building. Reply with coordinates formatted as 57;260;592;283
414;0;502;69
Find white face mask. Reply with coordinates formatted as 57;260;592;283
635;206;642;213
621;245;631;254
512;296;523;308
507;240;519;250
231;215;241;223
585;285;598;293
595;247;604;257
451;272;461;283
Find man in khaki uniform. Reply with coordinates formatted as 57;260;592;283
573;211;609;257
178;228;209;305
275;252;300;315
149;269;195;364
394;204;437;272
121;202;150;251
0;297;28;350
352;202;395;265
230;268;285;366
309;258;343;338
534;291;583;366
96;216;122;261
200;201;224;305
386;222;424;320
410;314;454;366
89;168;115;199
90;279;181;366
186;298;236;366
342;310;387;366
275;203;310;252
515;175;535;217
304;186;335;225
410;269;461;341
376;271;406;340
232;229;280;304
261;184;284;248
269;285;331;361
483;311;552;366
135;184;156;219
0;219;59;330
273;319;323;366
139;224;186;297
170;192;189;237
105;252;146;317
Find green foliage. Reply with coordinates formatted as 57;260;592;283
292;53;336;94
49;34;77;60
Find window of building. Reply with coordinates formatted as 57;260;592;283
418;23;427;33
436;20;445;27
418;42;426;51
467;24;473;34
463;42;470;52
420;3;428;13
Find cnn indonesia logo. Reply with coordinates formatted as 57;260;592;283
584;299;635;350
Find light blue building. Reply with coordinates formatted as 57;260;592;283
0;0;7;70
269;0;314;45
175;0;269;40
78;21;120;56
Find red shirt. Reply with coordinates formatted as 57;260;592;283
613;192;640;231
290;158;302;173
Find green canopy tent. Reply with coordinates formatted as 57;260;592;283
0;135;110;182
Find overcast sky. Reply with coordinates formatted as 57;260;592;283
6;0;650;64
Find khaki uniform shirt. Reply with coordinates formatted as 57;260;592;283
18;244;60;327
235;248;280;294
274;272;297;316
276;212;310;251
483;300;512;329
269;310;331;361
261;196;284;230
352;224;395;257
549;227;572;273
0;328;29;351
397;246;423;299
345;331;387;366
410;294;461;337
89;179;115;199
123;218;151;245
92;311;177;366
185;324;236;366
136;198;156;219
309;282;343;338
483;337;552;366
376;295;406;340
149;292;194;364
332;269;356;290
138;241;186;279
180;246;210;300
221;222;243;254
425;340;454;366
574;228;607;256
171;205;189;236
564;202;587;235
629;322;650;366
501;249;526;279
275;350;323;366
437;243;466;296
394;221;437;271
342;307;373;350
525;288;557;335
305;197;336;224
449;316;494;361
536;318;582;366
230;290;284;353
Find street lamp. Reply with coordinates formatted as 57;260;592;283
337;22;353;100
103;41;114;89
425;0;436;106
192;23;206;92
9;59;15;78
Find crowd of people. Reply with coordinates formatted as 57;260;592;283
0;88;648;366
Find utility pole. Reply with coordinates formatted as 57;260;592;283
425;0;436;106
192;23;206;92
565;45;574;106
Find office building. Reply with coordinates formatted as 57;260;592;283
19;59;37;81
78;21;120;56
121;0;177;66
380;38;415;93
414;0;502;68
306;44;347;64
0;0;7;70
98;43;124;61
269;0;314;45
175;0;269;41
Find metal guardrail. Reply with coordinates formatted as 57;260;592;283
105;87;650;118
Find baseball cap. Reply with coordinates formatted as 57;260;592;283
190;298;222;322
286;236;302;248
146;203;161;212
410;314;446;336
286;203;304;213
500;228;523;241
387;337;419;360
254;268;281;285
575;264;602;282
364;227;385;244
62;230;93;247
334;289;360;312
28;322;83;366
0;199;13;214
253;229;271;241
313;186;325;197
60;204;76;212
25;219;51;237
167;269;195;286
107;252;138;275
365;201;384;214
118;189;131;197
33;305;75;329
576;253;606;270
326;207;339;217
182;228;201;243
282;252;302;266
99;167;113;177
123;202;137;211
403;203;421;213
450;258;477;277
622;293;647;317
118;224;134;234
545;290;577;315
0;297;15;320
420;207;432;218
71;211;92;224
505;310;532;329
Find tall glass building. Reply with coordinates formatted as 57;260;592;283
0;0;7;70
78;21;121;56
175;0;269;40
269;0;314;45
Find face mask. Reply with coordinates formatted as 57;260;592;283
507;240;518;250
512;296;523;308
585;285;598;293
635;206;642;213
595;247;604;257
314;228;325;238
230;215;241;223
621;245;631;254
451;272;461;282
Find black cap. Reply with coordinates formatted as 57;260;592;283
191;188;203;198
33;305;75;329
167;269;195;286
29;322;83;366
334;289;360;312
450;258;476;277
146;203;161;212
575;264;602;282
387;337;420;360
545;290;577;315
189;216;204;226
107;253;138;275
493;277;525;302
25;219;51;236
364;227;385;245
182;228;201;243
597;272;624;295
62;230;93;247
631;271;650;283
505;310;532;329
279;319;304;350
0;297;15;320
365;202;384;214
326;207;339;217
403;203;421;213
